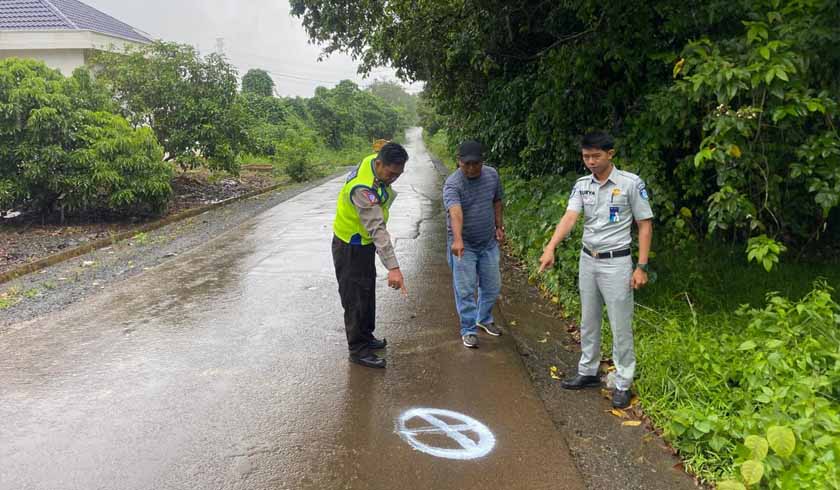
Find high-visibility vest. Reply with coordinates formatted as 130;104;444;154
333;154;396;245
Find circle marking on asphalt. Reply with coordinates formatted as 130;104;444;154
396;408;496;460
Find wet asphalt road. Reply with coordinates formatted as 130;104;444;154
0;128;585;490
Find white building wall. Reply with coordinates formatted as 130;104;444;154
0;31;148;76
0;48;85;75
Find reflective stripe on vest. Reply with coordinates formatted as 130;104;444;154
333;154;396;245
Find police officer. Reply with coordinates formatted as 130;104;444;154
538;131;653;409
332;142;409;369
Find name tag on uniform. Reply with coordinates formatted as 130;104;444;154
609;206;620;223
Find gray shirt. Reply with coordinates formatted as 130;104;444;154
567;166;653;252
443;166;504;249
350;183;399;270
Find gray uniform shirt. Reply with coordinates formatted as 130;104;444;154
350;183;399;270
567;166;653;252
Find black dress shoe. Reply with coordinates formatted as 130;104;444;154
368;337;387;350
612;388;632;409
349;354;386;369
560;374;601;390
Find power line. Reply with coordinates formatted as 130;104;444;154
227;47;391;77
263;69;343;86
226;47;395;79
226;47;414;90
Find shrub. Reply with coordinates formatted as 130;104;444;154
0;58;171;218
91;41;247;174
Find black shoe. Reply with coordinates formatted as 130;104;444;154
349;354;386;369
368;337;387;350
560;374;601;390
612;388;632;409
462;333;479;348
476;321;502;336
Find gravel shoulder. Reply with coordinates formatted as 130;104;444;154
496;248;703;490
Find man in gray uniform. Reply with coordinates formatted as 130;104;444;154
538;131;653;408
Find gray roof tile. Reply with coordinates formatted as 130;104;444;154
0;0;152;43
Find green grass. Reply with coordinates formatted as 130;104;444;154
423;129;457;170
0;286;39;309
0;296;14;310
237;137;375;184
132;232;150;246
638;241;840;315
312;140;373;172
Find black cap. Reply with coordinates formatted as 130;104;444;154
457;140;484;163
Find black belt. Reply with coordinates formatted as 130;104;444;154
582;247;631;259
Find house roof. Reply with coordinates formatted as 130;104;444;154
0;0;152;43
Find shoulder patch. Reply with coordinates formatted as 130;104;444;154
360;188;379;204
345;167;359;183
638;180;650;201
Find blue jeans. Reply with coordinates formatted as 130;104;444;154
447;240;502;337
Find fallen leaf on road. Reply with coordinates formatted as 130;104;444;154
538;338;548;343
608;409;629;419
549;366;561;379
82;261;95;267
622;420;642;427
510;320;517;327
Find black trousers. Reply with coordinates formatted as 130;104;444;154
332;235;376;357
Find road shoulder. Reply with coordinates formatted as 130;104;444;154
497;252;703;490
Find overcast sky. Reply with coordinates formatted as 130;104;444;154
83;0;423;97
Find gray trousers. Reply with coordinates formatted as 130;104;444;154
577;252;636;391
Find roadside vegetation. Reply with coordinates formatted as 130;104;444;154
290;0;839;486
0;41;416;224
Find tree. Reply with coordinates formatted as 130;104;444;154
274;116;319;182
291;0;840;262
0;59;172;219
240;93;294;155
238;77;409;165
242;68;275;97
91;41;247;174
306;80;402;149
416;91;444;136
366;80;417;125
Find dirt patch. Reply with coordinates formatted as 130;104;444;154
0;169;282;275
